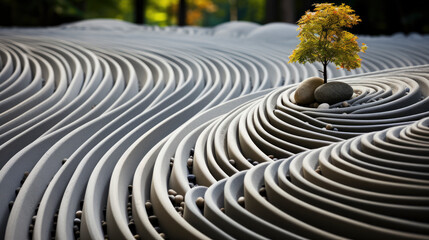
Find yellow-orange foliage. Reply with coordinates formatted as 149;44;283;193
171;0;217;26
289;3;367;83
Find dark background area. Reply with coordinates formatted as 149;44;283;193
1;0;428;35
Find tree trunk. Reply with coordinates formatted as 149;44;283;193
323;63;328;84
134;0;145;24
229;0;238;21
178;0;187;26
280;0;295;23
265;0;277;23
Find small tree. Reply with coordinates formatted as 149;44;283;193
289;3;367;83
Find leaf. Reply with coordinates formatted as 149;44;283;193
288;3;366;81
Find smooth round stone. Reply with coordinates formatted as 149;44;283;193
341;101;350;107
325;124;334;130
314;82;353;104
294;77;324;105
168;189;177;196
74;218;81;225
75;210;82;218
237;196;245;207
196;197;205;209
148;215;158;225
317;103;330;109
128;222;136;232
187;174;196;182
145;201;152;211
187;158;193;168
174;195;184;205
228;159;236;166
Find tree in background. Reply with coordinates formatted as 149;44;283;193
265;0;294;23
186;0;218;25
289;3;367;83
1;0;427;34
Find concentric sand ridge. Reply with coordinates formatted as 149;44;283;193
0;20;428;239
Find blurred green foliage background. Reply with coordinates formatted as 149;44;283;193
1;0;428;35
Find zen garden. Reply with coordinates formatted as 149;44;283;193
0;1;428;240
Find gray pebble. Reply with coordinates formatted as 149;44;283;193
187;174;196;183
237;196;245;207
228;159;235;166
318;103;330;109
74;218;81;225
